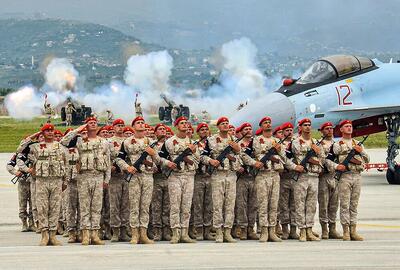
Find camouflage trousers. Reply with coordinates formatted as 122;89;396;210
168;172;194;229
192;174;213;227
109;175;130;228
211;171;236;229
279;174;296;225
59;186;68;223
67;179;80;231
36;177;62;231
129;173;153;228
339;172;361;225
30;177;38;223
151;174;170;228
293;174;318;229
256;171;280;227
235;175;257;228
318;173;339;224
18;179;32;220
101;185;110;227
77;171;104;230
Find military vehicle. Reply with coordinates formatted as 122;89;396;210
60;97;92;125
158;94;190;124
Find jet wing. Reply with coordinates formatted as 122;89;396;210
330;105;400;113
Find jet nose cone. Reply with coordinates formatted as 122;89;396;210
231;92;296;128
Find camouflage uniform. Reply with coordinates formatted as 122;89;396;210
108;137;130;232
326;139;369;226
28;141;65;232
61;131;111;231
202;134;240;230
65;104;75;126
64;147;80;232
286;138;324;233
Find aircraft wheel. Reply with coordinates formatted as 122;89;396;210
386;165;400;185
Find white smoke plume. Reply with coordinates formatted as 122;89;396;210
4;86;43;119
45;58;79;92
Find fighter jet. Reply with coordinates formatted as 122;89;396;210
231;55;400;184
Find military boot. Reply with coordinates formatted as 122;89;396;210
170;228;180;244
39;230;49;246
57;221;64;235
223;228;237;243
63;230;69;238
306;227;320;241
153;227;162;241
188;226;196;240
231;225;240;239
103;224;112;240
68;230;77;243
120;226;131;242
181;228;196;243
281;224;289;240
111;227;120;242
342;225;350;241
21;218;28;232
204;226;216;240
91;230;105;245
259;226;269;243
248;226;259;240
49;230;62;246
320;222;329;239
82;230;90;245
312;229;320;238
350;225;364;241
77;230;83;243
130;227;139;244
268;226;282;242
289;225;299;240
163;227;172;241
329;223;342;239
28;218;36;232
299;228;307;242
275;223;283;237
139;227;154;244
195;226;204;241
215;227;223;243
239;227;248;240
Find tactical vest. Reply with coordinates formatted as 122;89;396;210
125;137;154;173
293;138;323;174
209;135;240;171
65;147;79;180
255;136;284;172
337;139;365;172
78;138;109;172
34;142;65;178
168;136;197;172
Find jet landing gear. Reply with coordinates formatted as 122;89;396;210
385;114;400;185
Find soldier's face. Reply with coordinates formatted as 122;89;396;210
321;126;334;137
108;130;115;137
134;120;146;132
99;130;108;138
186;128;193;137
197;126;209;138
340;124;353;135
275;130;284;139
114;124;125;134
177;120;188;132
43;130;54;140
80;131;88;139
54;134;62;141
241;126;253;138
87;120;98;131
38;134;45;142
261;120;272;131
300;123;312;133
124;131;133;137
228;127;236;136
148;129;155;138
218;121;230;132
283;128;293;138
156;126;167;137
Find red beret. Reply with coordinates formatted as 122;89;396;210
131;116;145;126
41;123;54;132
188;125;194;133
339;120;352;128
106;125;114;131
64;128;73;136
166;126;174;135
123;126;135;133
228;124;235;129
217;116;229;126
54;130;63;136
154;123;166;131
196;122;209;133
85;116;97;123
298;118;311;126
281;122;294;130
259;116;272;127
320;121;333;130
238;122;252;132
112;118;125;126
273;125;283;135
255;128;263;136
144;123;151;129
96;126;107;135
174;116;187;126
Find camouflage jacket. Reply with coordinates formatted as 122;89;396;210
162;135;200;173
28;141;66;178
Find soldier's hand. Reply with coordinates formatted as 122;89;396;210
103;182;109;189
273;143;281;152
311;144;320;155
336;164;346;172
295;165;305;173
15;171;23;177
254;161;264;169
76;124;87;133
145;147;156;156
127;166;137;174
238;167;245;174
188;144;196;153
28;168;34;174
229;142;240;153
111;166;117;173
30;131;42;140
209;159;220;167
167;162;177;169
353;145;363;154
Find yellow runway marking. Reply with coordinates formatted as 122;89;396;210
358;223;400;229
